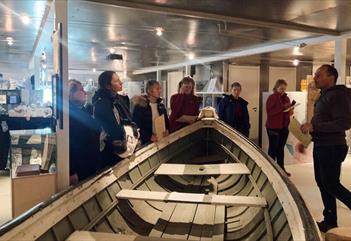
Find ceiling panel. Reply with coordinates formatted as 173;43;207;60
0;0;47;62
0;0;351;76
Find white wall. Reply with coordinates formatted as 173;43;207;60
167;71;183;110
269;67;296;91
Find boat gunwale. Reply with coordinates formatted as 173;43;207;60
0;169;117;240
212;119;321;241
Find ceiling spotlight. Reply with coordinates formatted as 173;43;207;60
6;37;13;46
92;68;96;72
293;46;303;56
20;15;31;25
293;59;299;66
188;52;195;60
109;48;115;54
155;27;163;36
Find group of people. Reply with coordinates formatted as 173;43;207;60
265;64;351;233
68;73;200;185
69;65;351;233
219;64;351;233
217;78;292;177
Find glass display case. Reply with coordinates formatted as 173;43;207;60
10;128;56;177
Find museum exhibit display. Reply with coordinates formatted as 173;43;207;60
0;110;320;241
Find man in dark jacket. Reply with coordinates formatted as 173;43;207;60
218;82;250;137
301;64;351;232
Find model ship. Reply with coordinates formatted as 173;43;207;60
0;108;321;241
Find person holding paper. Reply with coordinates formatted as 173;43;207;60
266;79;294;177
301;65;351;233
132;80;169;144
169;76;201;132
218;82;250;137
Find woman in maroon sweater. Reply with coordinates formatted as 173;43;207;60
266;79;294;176
169;76;201;132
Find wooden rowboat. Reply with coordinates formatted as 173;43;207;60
0;110;321;241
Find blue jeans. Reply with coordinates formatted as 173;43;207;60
313;144;351;225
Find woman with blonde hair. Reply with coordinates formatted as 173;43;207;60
169;76;201;132
266;79;295;176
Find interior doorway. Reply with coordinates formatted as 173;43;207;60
228;65;260;144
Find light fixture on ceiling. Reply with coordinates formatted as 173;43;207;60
293;59;299;66
293;46;303;56
109;48;115;54
6;37;14;46
92;68;96;72
155;27;163;36
20;15;31;25
188;52;195;60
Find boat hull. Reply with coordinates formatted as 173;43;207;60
0;118;321;241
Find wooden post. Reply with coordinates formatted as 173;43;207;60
54;0;69;190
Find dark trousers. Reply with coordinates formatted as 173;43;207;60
267;128;289;170
0;131;10;170
313;144;351;225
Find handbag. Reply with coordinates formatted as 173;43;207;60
112;125;139;158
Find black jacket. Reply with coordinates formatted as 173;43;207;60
0;116;10;170
92;89;129;167
311;85;351;146
218;94;250;137
132;95;169;145
69;102;101;180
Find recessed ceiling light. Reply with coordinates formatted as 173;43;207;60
155;27;163;36
6;37;13;46
21;15;31;25
92;68;96;72
293;59;299;66
188;52;195;60
109;48;115;54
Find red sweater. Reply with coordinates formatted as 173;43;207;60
169;94;200;132
266;92;291;129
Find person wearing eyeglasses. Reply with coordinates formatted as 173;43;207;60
69;79;101;185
